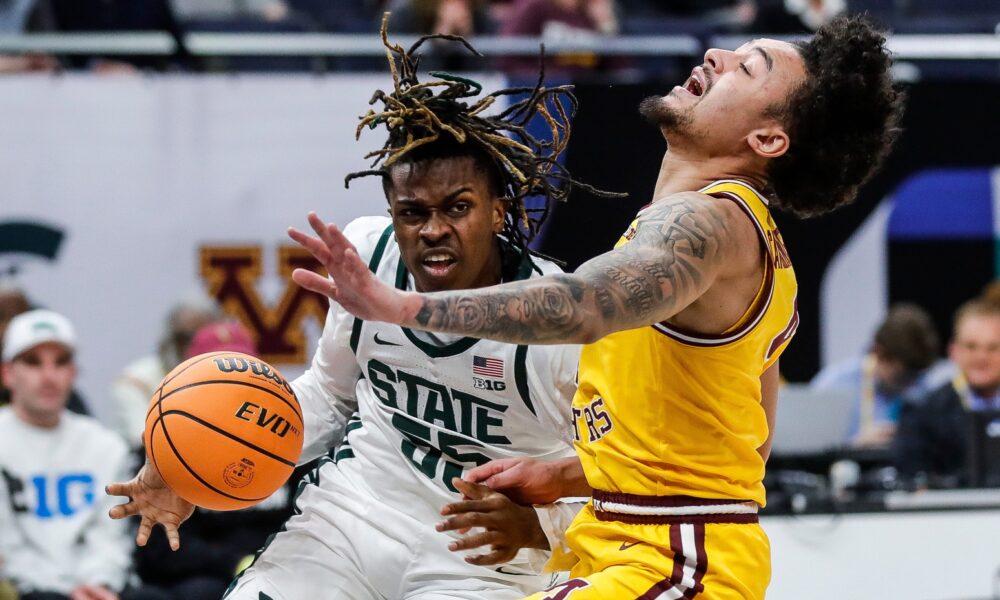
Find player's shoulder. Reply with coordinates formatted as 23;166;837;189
342;216;394;262
639;191;747;223
638;192;760;260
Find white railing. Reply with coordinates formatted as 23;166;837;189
0;32;996;60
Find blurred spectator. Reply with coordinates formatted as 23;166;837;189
751;0;846;33
812;303;952;449
500;0;619;73
0;285;89;416
502;0;618;37
185;320;256;358
386;0;493;36
109;296;220;450
170;0;290;22
44;0;182;72
383;1;493;70
894;298;1000;487
134;320;299;600
641;0;755;30
0;0;60;73
0;310;161;600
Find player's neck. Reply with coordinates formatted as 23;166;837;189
652;149;767;200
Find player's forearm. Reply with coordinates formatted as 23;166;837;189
400;198;727;344
552;456;591;497
402;274;607;345
403;256;680;346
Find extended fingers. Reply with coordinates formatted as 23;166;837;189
292;268;340;299
164;523;181;551
437;510;495;533
108;500;139;520
451;478;494;500
105;481;134;498
441;498;496;516
447;530;497;552
464;459;516;484
307;213;352;258
135;517;153;547
287;227;332;265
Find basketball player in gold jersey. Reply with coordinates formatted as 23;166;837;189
288;15;903;599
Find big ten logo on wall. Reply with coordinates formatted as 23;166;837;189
200;245;328;365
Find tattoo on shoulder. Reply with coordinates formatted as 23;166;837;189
413;196;731;344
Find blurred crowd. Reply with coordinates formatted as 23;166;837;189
0;0;997;74
0;286;308;600
2;270;1000;595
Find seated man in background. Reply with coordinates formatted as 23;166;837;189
812;303;952;448
109;296;219;450
0;310;160;600
0;284;91;416
894;297;1000;486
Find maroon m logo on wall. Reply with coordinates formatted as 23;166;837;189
201;245;327;365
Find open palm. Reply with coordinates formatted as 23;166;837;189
287;212;414;324
106;464;194;551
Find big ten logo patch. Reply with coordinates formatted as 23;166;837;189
2;469;96;518
572;396;614;443
200;246;328;365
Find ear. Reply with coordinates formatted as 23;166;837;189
947;340;957;363
492;198;507;234
747;126;790;159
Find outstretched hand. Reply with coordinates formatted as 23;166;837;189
288;212;417;325
437;478;548;566
464;457;570;505
106;464;194;551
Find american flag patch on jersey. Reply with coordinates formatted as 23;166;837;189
473;356;504;378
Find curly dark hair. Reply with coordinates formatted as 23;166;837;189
873;303;939;372
768;15;905;218
346;14;624;251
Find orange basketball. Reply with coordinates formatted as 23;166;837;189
143;351;303;511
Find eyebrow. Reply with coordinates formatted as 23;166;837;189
394;187;475;206
753;46;773;72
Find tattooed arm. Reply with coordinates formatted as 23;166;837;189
289;192;746;345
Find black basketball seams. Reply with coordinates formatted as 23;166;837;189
146;377;302;427
160;409;297;467
152;410;275;504
144;352;232;423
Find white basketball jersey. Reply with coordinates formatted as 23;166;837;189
292;216;580;514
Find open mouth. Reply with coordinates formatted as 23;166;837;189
684;76;704;96
421;252;457;277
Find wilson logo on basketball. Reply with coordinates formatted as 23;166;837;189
234;401;298;438
214;357;295;396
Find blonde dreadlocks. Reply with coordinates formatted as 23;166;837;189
346;13;625;251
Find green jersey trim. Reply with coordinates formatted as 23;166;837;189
513;345;536;416
350;224;395;354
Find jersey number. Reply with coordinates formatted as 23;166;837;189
393;413;491;492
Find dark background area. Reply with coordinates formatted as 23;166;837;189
539;76;1000;381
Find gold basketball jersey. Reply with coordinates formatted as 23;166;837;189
573;180;798;506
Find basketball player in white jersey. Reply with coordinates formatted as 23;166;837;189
107;26;621;599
